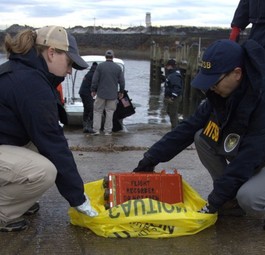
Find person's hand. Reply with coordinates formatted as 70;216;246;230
133;156;156;172
75;194;98;217
118;92;124;100
164;97;175;104
229;26;240;42
198;203;217;214
91;91;97;99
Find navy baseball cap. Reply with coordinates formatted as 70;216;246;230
166;59;176;67
191;39;244;91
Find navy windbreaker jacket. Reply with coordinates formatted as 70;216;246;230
231;0;265;29
144;40;265;209
0;48;85;207
164;69;182;98
79;65;97;95
231;0;265;48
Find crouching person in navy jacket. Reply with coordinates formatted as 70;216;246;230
0;26;98;232
134;39;265;225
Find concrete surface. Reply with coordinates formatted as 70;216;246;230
1;124;265;255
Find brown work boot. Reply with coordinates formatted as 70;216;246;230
0;217;29;232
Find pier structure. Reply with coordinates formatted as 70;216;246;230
150;40;204;117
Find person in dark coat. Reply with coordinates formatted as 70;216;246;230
163;59;183;129
133;39;265;224
230;0;265;47
0;26;98;232
79;62;98;133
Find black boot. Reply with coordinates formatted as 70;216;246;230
83;120;95;133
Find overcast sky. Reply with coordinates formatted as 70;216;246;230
0;0;242;30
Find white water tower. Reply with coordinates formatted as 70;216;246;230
146;12;151;27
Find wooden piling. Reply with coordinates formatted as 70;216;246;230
163;46;170;65
182;43;200;117
150;41;162;93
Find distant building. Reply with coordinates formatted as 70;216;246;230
146;12;151;27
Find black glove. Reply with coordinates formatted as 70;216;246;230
133;156;156;172
198;203;217;214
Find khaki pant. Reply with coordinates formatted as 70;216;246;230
0;144;57;222
93;97;117;133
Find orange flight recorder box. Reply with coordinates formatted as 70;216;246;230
103;170;183;209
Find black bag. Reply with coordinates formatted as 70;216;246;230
112;90;135;132
101;91;135;132
115;90;135;120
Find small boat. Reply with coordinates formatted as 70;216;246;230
62;55;135;128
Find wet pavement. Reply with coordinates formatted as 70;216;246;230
1;123;265;255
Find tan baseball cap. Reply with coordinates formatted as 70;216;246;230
36;26;88;70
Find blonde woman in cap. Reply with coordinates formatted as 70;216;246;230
0;26;98;232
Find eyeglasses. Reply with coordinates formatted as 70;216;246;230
201;71;231;95
211;72;229;89
64;53;73;67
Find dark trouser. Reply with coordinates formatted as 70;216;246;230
194;129;265;213
80;93;94;123
249;23;265;48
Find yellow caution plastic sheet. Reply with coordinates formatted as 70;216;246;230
68;179;217;238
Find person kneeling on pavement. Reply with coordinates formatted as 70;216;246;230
134;39;265;221
0;26;98;232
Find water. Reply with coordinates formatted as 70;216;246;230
0;54;169;125
123;59;168;125
63;58;169;125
